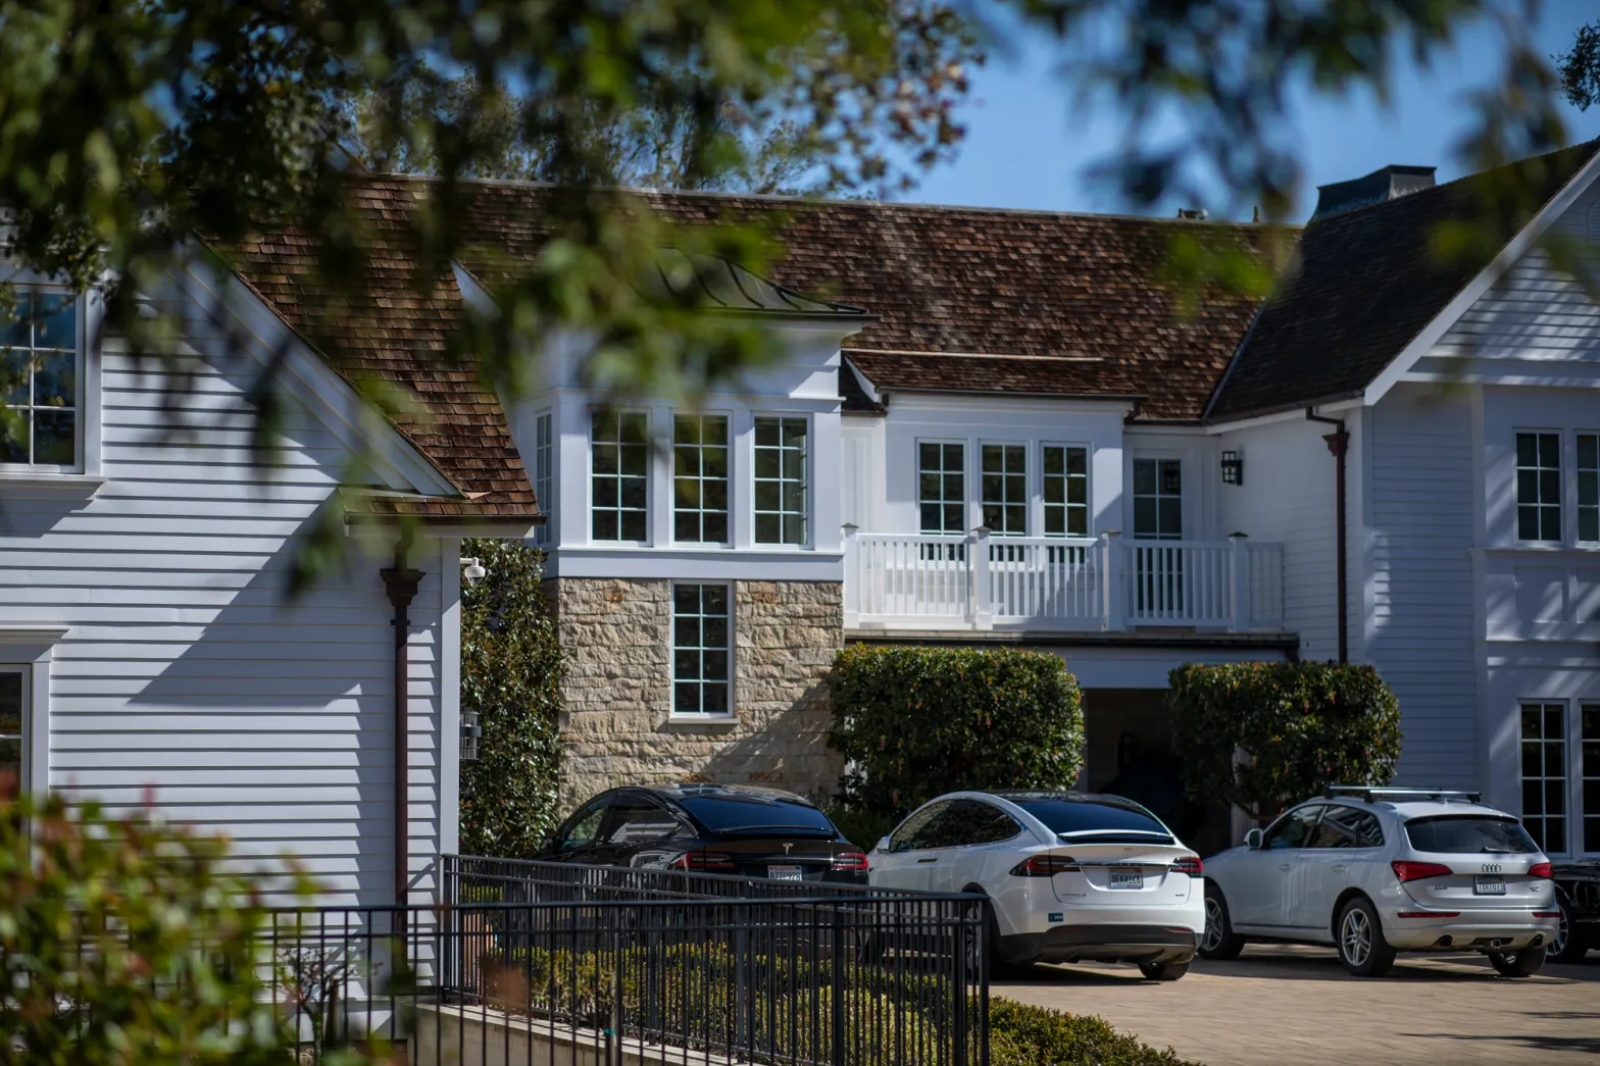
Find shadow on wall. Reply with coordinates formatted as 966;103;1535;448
692;678;843;803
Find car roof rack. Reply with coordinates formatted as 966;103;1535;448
1324;786;1482;804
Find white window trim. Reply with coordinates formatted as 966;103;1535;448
1513;427;1564;546
916;437;969;537
588;407;652;547
1039;441;1093;540
0;285;102;480
1129;454;1185;541
671;410;734;549
0;627;65;799
750;411;812;550
977;440;1029;538
668;581;735;721
532;409;555;547
1516;697;1599;857
1573;429;1599;547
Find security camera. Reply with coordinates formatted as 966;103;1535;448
461;557;486;586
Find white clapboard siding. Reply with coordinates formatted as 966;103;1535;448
4;325;450;908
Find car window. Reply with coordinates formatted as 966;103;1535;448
604;799;683;845
923;799;1021;849
1404;816;1539;855
1311;806;1385;849
1264;805;1324;849
888;801;952;853
555;799;610;851
1009;795;1174;844
676;795;837;836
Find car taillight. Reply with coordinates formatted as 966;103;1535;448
832;851;869;872
1391;860;1454;883
1529;862;1553;879
1010;854;1079;877
1171;855;1203;876
672;850;736;871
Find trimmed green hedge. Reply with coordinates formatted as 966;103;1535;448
827;645;1084;821
991;999;1200;1066
1167;661;1401;821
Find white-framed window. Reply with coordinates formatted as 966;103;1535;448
1583;703;1600;854
0;668;22;787
671;583;732;717
1042;444;1090;538
673;413;730;544
1521;701;1567;854
532;411;554;545
979;443;1027;536
591;410;649;542
1578;433;1598;544
1515;431;1561;542
1132;457;1183;539
1;290;80;469
918;441;965;536
753;415;808;546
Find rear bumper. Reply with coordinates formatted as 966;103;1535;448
1381;908;1559;952
1000;923;1199;966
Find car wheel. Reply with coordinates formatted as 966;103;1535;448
1335;898;1396;977
1198;886;1245;961
971;896;1026;978
1546;897;1589;964
1488;948;1546;978
1137;960;1189;981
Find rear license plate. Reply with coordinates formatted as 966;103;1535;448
1109;869;1143;890
1474;876;1505;896
768;865;803;881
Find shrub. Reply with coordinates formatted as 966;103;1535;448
460;538;566;857
989;998;1200;1066
827;645;1084;819
1167;661;1402;821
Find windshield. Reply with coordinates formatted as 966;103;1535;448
677;796;839;836
1009;796;1174;844
1403;816;1539;855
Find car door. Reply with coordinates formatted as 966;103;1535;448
1293;805;1383;940
873;801;952;892
545;796;614;865
1231;804;1324;931
592;792;682;867
921;799;1023;895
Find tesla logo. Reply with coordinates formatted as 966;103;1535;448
783;843;794;855
1481;863;1502;874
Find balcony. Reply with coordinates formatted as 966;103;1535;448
842;529;1285;633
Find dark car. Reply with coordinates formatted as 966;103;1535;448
1548;859;1600;963
533;784;869;884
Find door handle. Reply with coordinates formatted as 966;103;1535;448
916;857;938;864
1278;863;1292;872
1332;864;1347;873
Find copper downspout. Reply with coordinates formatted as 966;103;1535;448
381;564;424;904
1306;410;1349;663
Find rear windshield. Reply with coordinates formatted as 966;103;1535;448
1403;816;1539;855
677;796;838;836
1010;797;1174;843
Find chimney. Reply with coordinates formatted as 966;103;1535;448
1312;165;1436;220
1175;207;1209;221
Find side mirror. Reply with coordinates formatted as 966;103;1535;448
1245;829;1264;850
876;837;891;853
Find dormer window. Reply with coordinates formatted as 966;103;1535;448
1;291;80;469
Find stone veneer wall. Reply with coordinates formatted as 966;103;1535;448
549;578;843;806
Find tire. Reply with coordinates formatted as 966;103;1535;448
1546;897;1589;964
1335;898;1396;977
1198;886;1245;961
1138;960;1189;981
1489;948;1546;978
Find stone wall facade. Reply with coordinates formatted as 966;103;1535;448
549;578;844;807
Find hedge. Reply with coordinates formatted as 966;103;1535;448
827;645;1084;823
990;999;1200;1066
1167;661;1401;821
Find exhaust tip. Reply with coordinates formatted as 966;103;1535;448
1433;936;1453;948
1531;935;1543;949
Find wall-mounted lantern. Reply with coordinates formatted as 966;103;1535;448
461;710;483;762
461;557;486;586
1220;450;1244;486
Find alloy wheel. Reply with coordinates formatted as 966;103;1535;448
1547;909;1568;960
1201;897;1225;954
1341;908;1372;967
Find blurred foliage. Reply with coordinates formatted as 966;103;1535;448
458;538;566;857
1166;661;1402;822
827;645;1083;820
1557;18;1600;112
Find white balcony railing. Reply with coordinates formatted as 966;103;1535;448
843;529;1285;633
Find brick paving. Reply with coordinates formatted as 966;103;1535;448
992;944;1600;1065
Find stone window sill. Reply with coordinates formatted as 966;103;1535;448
663;715;740;730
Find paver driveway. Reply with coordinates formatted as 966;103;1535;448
992;944;1600;1065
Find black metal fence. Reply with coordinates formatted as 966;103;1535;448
264;855;988;1066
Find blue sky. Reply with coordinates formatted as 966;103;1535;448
906;1;1600;219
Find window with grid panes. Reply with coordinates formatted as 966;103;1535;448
0;671;20;784
1579;434;1598;544
980;444;1026;536
1042;445;1089;537
532;412;553;544
672;584;731;716
918;442;965;535
672;414;729;543
1521;702;1567;853
1516;432;1561;541
753;416;807;545
1584;704;1600;854
1;292;78;467
591;410;648;541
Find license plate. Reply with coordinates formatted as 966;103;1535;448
1474;876;1506;896
1109;869;1143;890
768;865;803;882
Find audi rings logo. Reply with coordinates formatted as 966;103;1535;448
1481;863;1503;874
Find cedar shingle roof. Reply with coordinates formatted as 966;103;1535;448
1208;141;1600;421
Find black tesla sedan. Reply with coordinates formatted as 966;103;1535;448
533;783;869;884
1548;859;1600;963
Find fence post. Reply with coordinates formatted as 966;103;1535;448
831;907;846;1066
970;527;993;630
1229;532;1249;633
1102;530;1124;631
842;523;860;627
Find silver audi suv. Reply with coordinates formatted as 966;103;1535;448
1201;787;1559;977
